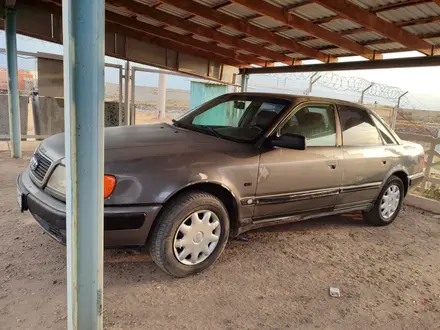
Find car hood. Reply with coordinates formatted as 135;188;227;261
38;123;245;163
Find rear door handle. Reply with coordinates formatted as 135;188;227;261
327;161;337;170
382;160;387;165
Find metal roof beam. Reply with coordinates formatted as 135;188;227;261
240;55;440;75
108;0;299;65
159;0;336;63
230;0;380;60
106;22;244;67
315;0;439;56
105;11;266;66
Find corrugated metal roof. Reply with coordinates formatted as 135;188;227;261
293;3;336;20
378;3;440;23
349;0;389;10
217;42;235;49
345;31;386;43
321;47;353;55
276;28;311;39
188;16;219;28
265;44;290;52
263;0;307;8
300;38;333;48
193;0;226;6
218;3;258;19
105;3;133;17
243;36;268;45
250;16;285;30
192;35;213;43
367;42;405;51
157;4;189;18
217;26;244;37
428;37;440;45
133;0;160;6
404;22;440;36
321;19;362;32
285;52;308;59
237;49;254;55
137;16;163;27
163;26;189;35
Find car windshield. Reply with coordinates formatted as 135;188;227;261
174;95;290;143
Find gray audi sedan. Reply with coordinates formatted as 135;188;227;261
17;93;425;277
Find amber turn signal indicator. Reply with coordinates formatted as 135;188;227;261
104;175;116;199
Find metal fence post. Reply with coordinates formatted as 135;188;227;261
305;72;321;96
158;73;167;119
62;0;105;329
240;74;249;92
130;67;136;125
392;91;408;130
360;83;374;104
5;7;21;158
124;61;130;125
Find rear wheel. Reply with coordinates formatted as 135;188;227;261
149;191;230;277
362;175;404;226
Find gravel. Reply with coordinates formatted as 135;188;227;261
1;143;440;329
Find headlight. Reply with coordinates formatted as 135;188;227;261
47;165;66;195
47;165;116;199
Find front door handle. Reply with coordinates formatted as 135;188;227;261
327;162;337;170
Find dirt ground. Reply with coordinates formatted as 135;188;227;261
1;142;440;330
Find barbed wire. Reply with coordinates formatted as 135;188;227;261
267;72;411;108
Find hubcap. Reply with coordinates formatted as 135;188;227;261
173;210;221;266
380;184;401;220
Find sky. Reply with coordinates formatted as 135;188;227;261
0;31;439;110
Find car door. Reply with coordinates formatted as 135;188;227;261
335;104;392;210
253;102;343;220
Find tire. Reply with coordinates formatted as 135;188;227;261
149;191;230;277
362;175;405;226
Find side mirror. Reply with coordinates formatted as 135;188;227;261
269;133;306;150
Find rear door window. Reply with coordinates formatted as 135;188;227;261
339;105;382;146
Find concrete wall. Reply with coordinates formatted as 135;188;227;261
0;94;28;136
37;58;64;98
33;97;125;135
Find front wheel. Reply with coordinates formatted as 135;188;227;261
362;175;405;226
149;191;230;277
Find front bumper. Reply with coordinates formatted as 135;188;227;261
17;168;161;247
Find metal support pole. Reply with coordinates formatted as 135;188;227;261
118;67;123;126
392;91;408;130
360;83;374;104
130;67;136;125
124;61;130;126
305;72;321;96
240;74;249;92
62;0;105;329
158;73;167;119
5;8;21;158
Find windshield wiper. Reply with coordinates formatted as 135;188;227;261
200;125;223;139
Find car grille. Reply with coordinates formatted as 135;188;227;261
31;151;52;182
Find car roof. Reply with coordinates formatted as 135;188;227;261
226;92;370;111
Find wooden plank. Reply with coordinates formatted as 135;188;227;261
315;0;439;56
108;0;300;65
159;0;336;63
106;11;265;66
230;0;380;60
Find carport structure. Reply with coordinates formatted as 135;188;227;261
2;0;440;329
